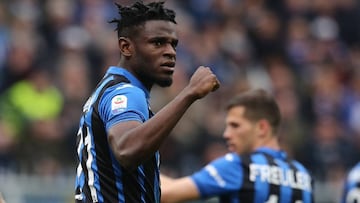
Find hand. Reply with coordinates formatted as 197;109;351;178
186;66;220;99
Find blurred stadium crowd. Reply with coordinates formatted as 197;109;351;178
1;0;360;202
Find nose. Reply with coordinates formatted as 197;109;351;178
164;44;176;60
223;127;230;139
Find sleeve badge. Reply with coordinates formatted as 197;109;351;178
111;95;127;115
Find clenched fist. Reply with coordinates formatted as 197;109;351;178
186;66;220;99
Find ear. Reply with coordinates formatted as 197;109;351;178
255;119;270;138
118;37;132;57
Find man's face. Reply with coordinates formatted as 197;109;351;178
223;106;257;155
130;20;178;88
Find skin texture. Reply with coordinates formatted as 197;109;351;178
108;20;220;169
223;106;278;155
160;175;200;203
121;21;179;89
160;106;280;203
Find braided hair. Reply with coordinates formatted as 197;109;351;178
109;1;176;38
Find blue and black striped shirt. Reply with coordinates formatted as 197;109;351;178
191;147;314;203
75;67;160;203
341;162;360;203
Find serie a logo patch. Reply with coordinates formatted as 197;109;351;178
111;95;127;114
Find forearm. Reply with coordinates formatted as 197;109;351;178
111;66;219;168
160;174;175;186
110;90;197;168
160;176;200;203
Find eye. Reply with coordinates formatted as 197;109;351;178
152;38;166;46
171;40;178;49
226;121;239;129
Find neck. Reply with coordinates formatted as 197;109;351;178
117;61;153;91
255;136;280;151
117;61;127;70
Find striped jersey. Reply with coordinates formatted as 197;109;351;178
75;66;160;203
341;162;360;203
191;147;314;203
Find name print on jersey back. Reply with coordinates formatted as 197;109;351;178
234;151;313;203
250;164;312;191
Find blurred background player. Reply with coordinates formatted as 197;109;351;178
161;89;314;203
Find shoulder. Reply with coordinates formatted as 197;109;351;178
103;83;146;103
214;153;241;164
111;82;144;95
203;153;242;174
347;162;360;183
191;153;244;196
97;82;148;117
193;153;242;175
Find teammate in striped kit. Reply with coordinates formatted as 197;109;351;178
341;162;360;203
74;1;220;202
161;89;314;203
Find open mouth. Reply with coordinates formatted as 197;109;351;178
161;61;176;67
161;62;176;73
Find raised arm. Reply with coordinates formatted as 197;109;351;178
108;66;220;169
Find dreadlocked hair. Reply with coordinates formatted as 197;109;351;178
109;1;176;38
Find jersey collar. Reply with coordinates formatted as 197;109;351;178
254;147;288;159
106;66;150;98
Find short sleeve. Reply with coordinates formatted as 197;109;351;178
191;153;243;198
98;83;149;130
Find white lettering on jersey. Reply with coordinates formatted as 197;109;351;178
249;164;312;191
84;127;98;202
83;95;95;113
111;95;127;115
205;165;226;187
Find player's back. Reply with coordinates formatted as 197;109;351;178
221;148;314;203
